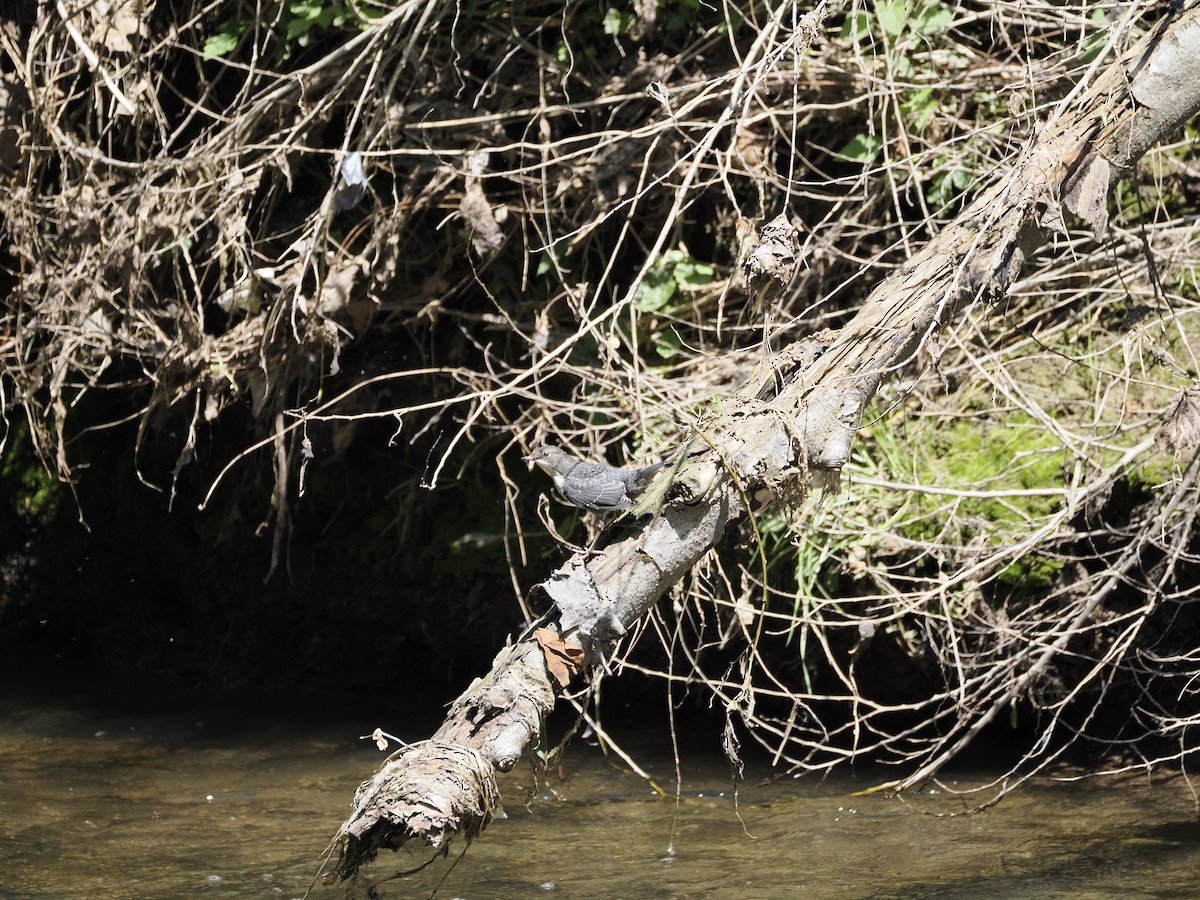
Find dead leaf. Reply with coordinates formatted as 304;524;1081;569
733;592;756;628
1157;389;1200;453
743;212;799;310
532;628;585;687
1039;196;1067;235
460;179;504;256
318;258;364;316
1062;153;1111;237
734;124;769;171
78;0;150;55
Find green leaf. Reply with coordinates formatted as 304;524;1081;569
603;8;633;36
928;165;972;209
1078;14;1110;65
876;0;908;37
636;247;712;311
289;0;324;21
202;28;241;61
536;250;568;279
654;328;682;360
634;270;678;312
286;13;317;40
673;257;714;286
840;10;873;42
665;0;702;34
837;133;884;163
912;1;952;36
901;87;938;130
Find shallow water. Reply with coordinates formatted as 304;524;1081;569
1;662;1198;899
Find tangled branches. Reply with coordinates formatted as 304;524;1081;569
3;0;1200;795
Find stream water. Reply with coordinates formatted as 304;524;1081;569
2;660;1198;899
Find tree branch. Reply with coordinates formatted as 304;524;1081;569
330;2;1200;879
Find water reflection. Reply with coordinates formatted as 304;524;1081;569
1;661;1197;899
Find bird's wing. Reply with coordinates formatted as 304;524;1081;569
561;479;632;510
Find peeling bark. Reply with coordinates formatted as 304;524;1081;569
330;3;1200;878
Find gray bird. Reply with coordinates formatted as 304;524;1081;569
524;446;666;511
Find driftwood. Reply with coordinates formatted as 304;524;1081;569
331;4;1200;879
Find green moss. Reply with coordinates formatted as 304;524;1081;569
996;552;1061;593
0;421;65;522
892;412;1068;591
923;414;1065;523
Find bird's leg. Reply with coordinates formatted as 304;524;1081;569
582;516;606;556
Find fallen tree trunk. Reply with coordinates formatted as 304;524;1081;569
331;3;1200;879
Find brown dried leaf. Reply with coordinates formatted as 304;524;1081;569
1157;389;1200;453
743;212;799;311
532;628;585;687
93;0;148;54
318;257;365;317
460;179;504;256
1062;154;1111;237
1039;196;1067;235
